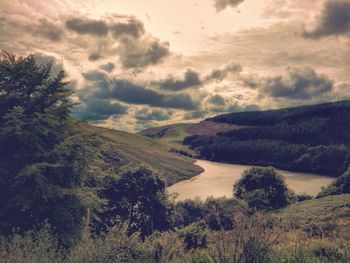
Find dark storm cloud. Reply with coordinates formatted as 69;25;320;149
207;63;242;81
213;0;245;12
135;108;171;121
260;68;333;100
99;62;115;72
104;80;198;110
111;18;145;39
303;0;350;38
184;110;209;120
66;18;108;36
73;99;127;122
63;16;170;68
158;69;202;91
88;52;102;61
208;94;226;105
80;71;198;110
227;103;260;112
111;18;170;68
117;35;170;68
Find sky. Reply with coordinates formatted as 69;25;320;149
1;0;350;131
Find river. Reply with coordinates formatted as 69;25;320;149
168;160;335;202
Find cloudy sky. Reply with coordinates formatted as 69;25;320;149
1;0;350;131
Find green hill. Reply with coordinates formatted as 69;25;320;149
184;101;350;176
139;121;238;143
78;123;203;185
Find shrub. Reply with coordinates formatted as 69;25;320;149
234;167;295;210
317;167;350;198
312;241;344;261
296;193;313;202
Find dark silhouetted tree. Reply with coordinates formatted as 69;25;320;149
95;168;171;239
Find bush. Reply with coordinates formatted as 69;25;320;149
317;167;350;198
234;167;295;210
296;193;313;202
312;241;344;261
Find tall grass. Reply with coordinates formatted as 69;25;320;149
1;213;349;263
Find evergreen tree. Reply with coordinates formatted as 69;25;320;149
0;52;97;246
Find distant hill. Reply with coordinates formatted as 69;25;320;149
78;123;203;185
139;121;238;143
184;101;350;176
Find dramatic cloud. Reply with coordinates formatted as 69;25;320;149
64;16;170;68
99;62;115;73
184;110;209;120
35;18;63;41
73;99;127;122
227;103;260;112
303;0;350;38
158;69;202;91
105;80;198;110
66;18;108;36
213;0;245;12
117;35;170;68
207;63;242;81
80;71;198;110
2;0;350;130
88;52;102;61
259;67;334;100
112;18;171;68
111;18;145;39
208;94;226;106
135;108;171;121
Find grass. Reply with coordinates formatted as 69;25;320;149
277;194;350;242
277;194;350;224
77;122;203;185
2;210;350;263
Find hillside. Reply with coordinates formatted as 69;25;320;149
139;121;238;143
78;123;203;185
278;194;350;239
184;101;350;176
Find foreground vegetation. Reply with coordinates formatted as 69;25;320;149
1;52;349;262
1;204;350;263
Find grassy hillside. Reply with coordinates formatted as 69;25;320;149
78;122;203;185
278;194;350;241
278;194;350;224
139;121;238;143
184;101;350;176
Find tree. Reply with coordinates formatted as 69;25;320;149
233;167;294;210
0;52;97;246
95;167;172;239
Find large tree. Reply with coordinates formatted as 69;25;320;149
95;168;172;239
0;52;97;246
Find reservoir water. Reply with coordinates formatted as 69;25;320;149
168;160;335;201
